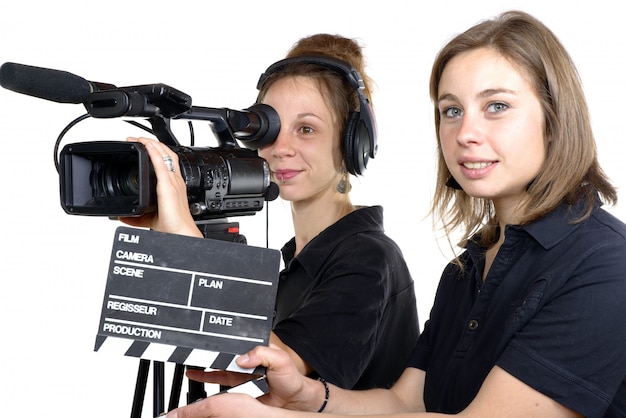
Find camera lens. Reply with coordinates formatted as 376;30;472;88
91;161;140;197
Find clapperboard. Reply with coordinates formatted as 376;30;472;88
94;226;280;396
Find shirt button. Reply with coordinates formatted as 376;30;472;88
468;319;479;330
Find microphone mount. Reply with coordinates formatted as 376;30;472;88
84;83;279;149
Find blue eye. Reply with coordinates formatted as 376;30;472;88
442;106;462;118
487;102;509;113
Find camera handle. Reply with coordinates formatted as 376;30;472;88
130;220;246;418
149;114;180;147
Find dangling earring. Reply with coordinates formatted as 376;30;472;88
337;168;348;194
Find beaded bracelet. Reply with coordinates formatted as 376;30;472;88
317;377;329;413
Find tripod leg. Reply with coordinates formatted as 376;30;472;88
153;361;165;417
168;364;185;411
131;359;150;418
186;366;207;404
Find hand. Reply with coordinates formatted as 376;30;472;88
118;137;202;237
236;345;318;411
168;346;318;418
166;392;276;418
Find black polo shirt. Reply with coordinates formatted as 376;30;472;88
273;206;419;389
409;199;626;417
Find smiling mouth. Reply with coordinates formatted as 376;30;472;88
463;161;493;169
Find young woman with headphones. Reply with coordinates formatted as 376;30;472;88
240;34;419;390
121;34;419;391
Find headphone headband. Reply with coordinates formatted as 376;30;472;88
257;54;366;92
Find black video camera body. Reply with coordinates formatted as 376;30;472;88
60;141;272;220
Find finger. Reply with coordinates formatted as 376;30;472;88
186;369;256;387
237;345;287;370
128;137;180;178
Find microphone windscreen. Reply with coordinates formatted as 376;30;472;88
0;62;92;104
265;182;280;201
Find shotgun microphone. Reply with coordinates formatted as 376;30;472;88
0;61;115;104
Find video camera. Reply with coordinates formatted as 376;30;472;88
0;62;280;221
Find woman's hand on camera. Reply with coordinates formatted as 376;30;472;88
118;137;202;238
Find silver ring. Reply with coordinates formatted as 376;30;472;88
162;155;175;172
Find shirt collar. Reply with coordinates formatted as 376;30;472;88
466;197;598;255
281;206;385;276
509;197;598;250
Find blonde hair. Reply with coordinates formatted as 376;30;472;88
429;10;617;247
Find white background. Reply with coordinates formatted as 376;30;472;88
1;1;624;416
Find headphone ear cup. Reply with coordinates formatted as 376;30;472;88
343;111;360;175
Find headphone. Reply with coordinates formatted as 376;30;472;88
253;54;378;176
